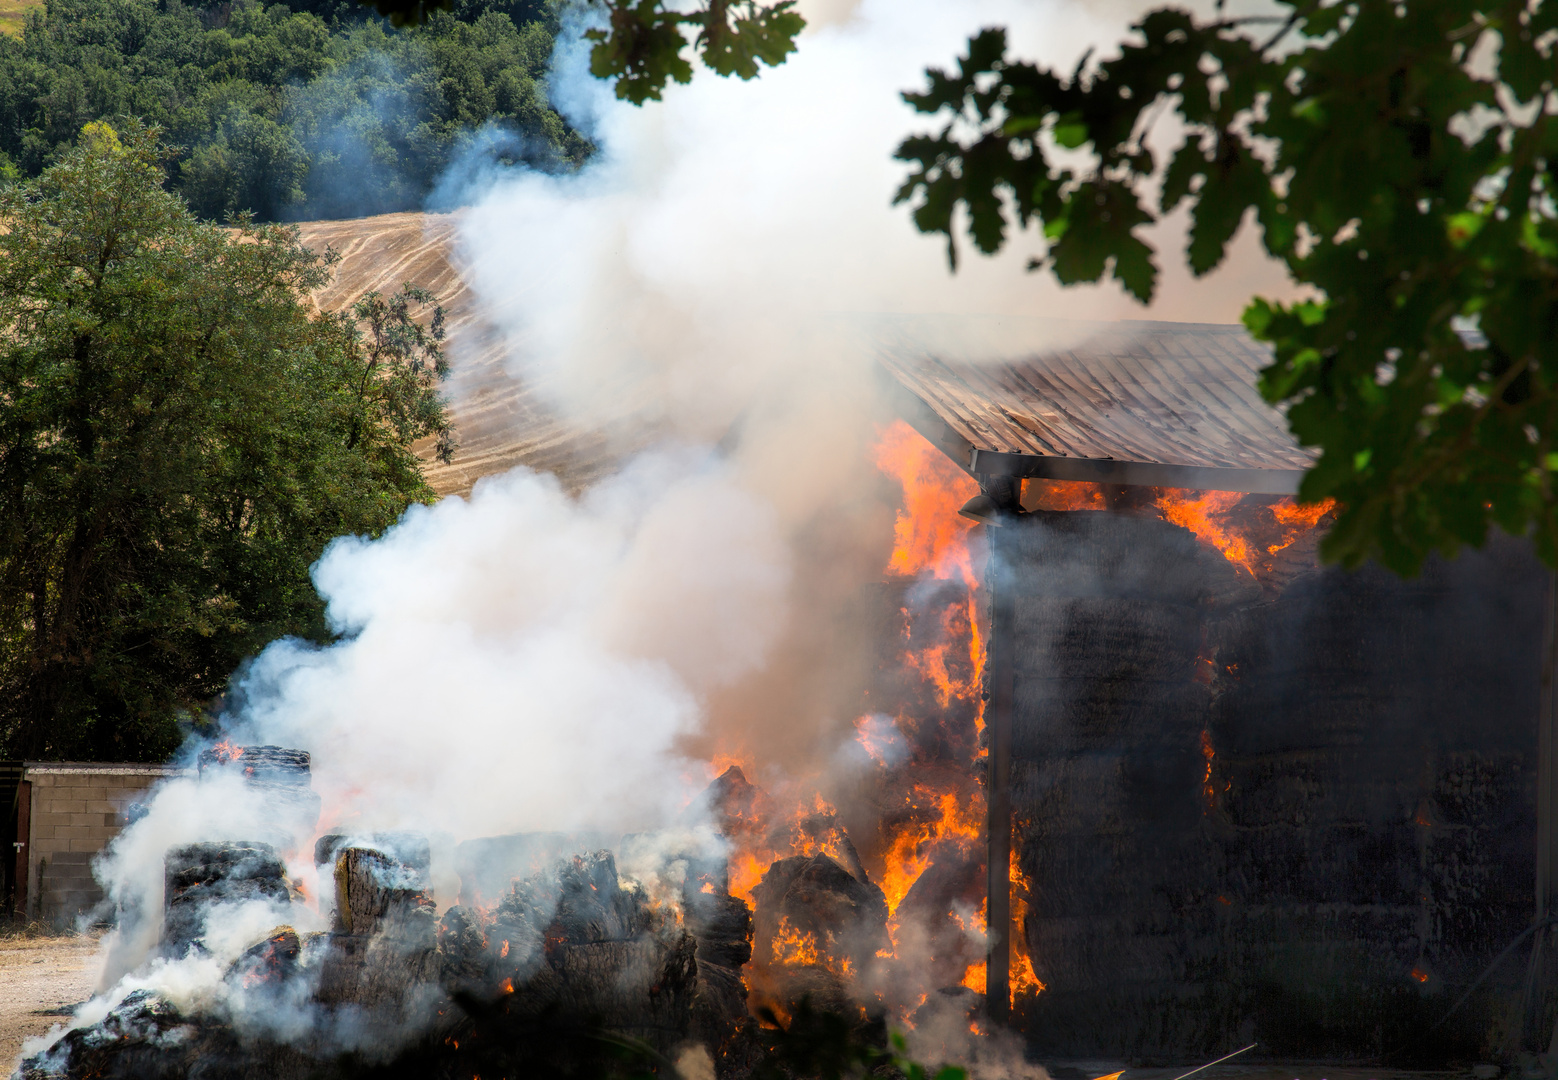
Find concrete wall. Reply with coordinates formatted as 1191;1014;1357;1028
22;763;185;924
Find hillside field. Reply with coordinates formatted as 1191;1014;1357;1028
0;0;39;35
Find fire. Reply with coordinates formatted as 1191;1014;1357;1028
210;740;244;762
880;789;982;915
1011;950;1045;996
709;421;992;1020
871;421;980;586
1009;846;1043;1001
500;939;509;959
729;853;768;908
1028;478;1336;580
1200;729;1216;812
1411;967;1430;984
770;917;823;967
1271;498;1334;535
1028;479;1110;512
1157;491;1254;571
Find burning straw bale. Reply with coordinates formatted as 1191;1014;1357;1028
197;745;322;843
23;843;760;1080
437;851;725;1049
162;841;298;956
751;853;889;1018
313;835;440;1016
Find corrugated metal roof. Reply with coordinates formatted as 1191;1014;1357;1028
878;320;1316;494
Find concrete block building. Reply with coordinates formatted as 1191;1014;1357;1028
7;762;185;924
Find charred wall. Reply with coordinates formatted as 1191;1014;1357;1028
1001;508;1544;1063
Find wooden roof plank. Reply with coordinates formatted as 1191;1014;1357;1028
878;321;1315;480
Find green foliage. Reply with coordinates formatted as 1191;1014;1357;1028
583;0;804;104
0;122;451;760
360;0;806;104
894;3;1558;575
346;284;456;465
0;0;589;221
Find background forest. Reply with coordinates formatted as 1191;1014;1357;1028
0;0;591;221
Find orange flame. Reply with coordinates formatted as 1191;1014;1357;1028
871;421;980;587
711;421;993;1021
1200;729;1216;812
1156;490;1337;577
880;788;983;915
729;853;768;908
1011;950;1045;997
960;962;986;993
1028;479;1336;579
210;740;244;762
770;917;823;967
1157;491;1254;571
1009;846;1043;1000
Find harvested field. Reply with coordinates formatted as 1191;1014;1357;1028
0;932;101;1073
293;212;635;499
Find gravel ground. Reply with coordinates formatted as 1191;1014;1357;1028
0;932;102;1075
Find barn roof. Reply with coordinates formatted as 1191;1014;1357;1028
877;319;1315;495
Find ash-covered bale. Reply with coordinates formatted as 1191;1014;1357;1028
434;849;748;1063
16;987;315;1080
313;837;439;1017
682;871;757;1066
328;841;434;935
198;745;312;785
488;850;687;1040
452;830;615;907
229;926;303;989
314;830;431;874
192;747;322;852
162;841;295;956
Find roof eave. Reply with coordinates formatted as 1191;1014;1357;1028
968;448;1305;495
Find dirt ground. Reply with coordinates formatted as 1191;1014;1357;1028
0;932;102;1074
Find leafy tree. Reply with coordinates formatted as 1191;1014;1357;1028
0;122;452;760
348;0;806;104
581;0;804;104
347;284;456;465
892;2;1558;574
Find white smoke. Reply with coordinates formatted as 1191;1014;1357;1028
51;0;1302;1070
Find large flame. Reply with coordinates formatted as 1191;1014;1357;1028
703;421;997;1020
870;421;980;587
1029;479;1336;579
700;426;1339;1022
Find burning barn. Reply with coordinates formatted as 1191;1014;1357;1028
880;320;1549;1064
14;317;1548;1080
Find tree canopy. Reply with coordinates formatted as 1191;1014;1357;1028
0;122;453;759
342;0;805;103
0;0;590;221
893;1;1558;575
